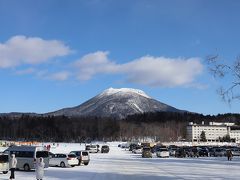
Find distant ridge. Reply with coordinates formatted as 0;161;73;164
0;112;39;118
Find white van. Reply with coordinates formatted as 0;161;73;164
0;154;9;174
4;146;49;171
85;144;98;153
156;147;170;158
70;151;90;165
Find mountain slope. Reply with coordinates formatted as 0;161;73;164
48;88;184;119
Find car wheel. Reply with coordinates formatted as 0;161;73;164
71;165;75;167
3;171;8;174
60;162;65;168
24;164;30;171
84;162;89;166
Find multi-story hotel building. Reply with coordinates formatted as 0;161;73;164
187;121;240;143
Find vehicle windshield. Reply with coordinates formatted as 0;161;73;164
68;154;76;158
36;151;49;158
72;151;80;156
82;152;88;156
160;148;168;151
143;148;151;151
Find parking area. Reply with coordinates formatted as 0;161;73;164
0;143;240;179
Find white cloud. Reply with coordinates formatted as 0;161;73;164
74;51;119;80
121;56;203;87
74;51;203;87
2;36;203;86
0;35;71;68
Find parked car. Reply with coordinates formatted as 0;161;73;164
142;147;152;158
70;151;90;165
175;148;186;158
132;146;142;154
169;147;177;156
0;153;9;174
184;147;199;158
208;147;216;157
101;145;110;153
212;148;225;157
120;143;130;149
129;144;138;151
185;147;193;157
86;144;98;153
198;148;209;157
156;147;169;158
151;145;156;153
49;153;78;167
231;148;240;156
85;145;91;151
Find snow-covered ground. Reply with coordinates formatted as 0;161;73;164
0;142;240;180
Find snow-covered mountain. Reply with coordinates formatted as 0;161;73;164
47;88;184;119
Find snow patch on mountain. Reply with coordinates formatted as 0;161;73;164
100;88;151;99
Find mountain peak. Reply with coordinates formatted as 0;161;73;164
100;87;151;99
48;87;184;119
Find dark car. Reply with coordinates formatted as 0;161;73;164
208;147;215;157
185;147;199;158
85;145;91;151
184;147;193;157
129;144;138;151
198;148;209;157
101;145;110;153
175;148;186;158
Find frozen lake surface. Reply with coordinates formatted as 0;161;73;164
0;142;239;180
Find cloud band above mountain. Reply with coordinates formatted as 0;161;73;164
0;36;203;88
74;51;203;87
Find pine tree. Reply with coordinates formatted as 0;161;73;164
200;131;207;142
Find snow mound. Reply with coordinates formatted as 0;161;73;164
101;88;151;99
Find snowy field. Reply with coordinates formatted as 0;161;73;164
0;142;240;180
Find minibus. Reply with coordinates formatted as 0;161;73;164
4;146;49;171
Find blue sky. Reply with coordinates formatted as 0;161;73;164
0;0;239;115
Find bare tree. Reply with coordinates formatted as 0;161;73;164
206;55;240;103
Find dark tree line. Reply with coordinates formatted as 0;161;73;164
0;115;119;142
0;112;239;142
120;112;240;142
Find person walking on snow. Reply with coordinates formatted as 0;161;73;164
35;157;45;180
9;154;17;180
226;149;233;161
